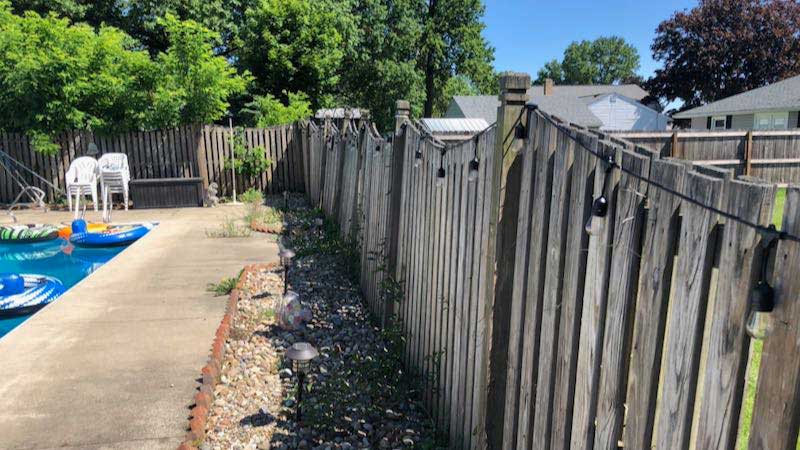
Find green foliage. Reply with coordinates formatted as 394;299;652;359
239;187;264;205
0;4;246;152
207;276;237;296
243;91;312;127
149;14;249;128
205;216;252;238
648;0;800;109
535;36;640;85
236;0;347;108
224;128;271;179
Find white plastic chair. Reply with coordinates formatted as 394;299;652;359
65;157;99;219
98;153;130;221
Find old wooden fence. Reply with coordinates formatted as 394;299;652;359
0;124;306;204
613;129;800;185
297;91;800;449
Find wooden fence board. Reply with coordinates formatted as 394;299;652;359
695;178;775;450
655;170;726;449
748;186;800;450
593;147;651;450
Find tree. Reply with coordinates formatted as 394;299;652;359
10;0;252;55
419;0;495;117
0;3;156;153
236;0;347;109
337;0;425;130
535;37;640;85
648;0;800;109
0;4;247;152
242;91;312;127
148;14;249;128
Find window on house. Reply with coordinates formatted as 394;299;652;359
754;112;789;130
711;116;727;130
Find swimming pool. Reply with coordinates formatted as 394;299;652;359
0;239;125;337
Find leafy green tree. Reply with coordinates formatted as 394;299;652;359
236;0;347;109
420;0;495;117
536;36;640;85
148;14;249;128
242;91;312;127
648;0;800;109
338;0;425;130
10;0;252;55
0;3;156;153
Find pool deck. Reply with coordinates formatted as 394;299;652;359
0;206;278;450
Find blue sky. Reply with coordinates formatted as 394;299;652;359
482;0;698;81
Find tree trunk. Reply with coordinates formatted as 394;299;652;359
423;0;437;118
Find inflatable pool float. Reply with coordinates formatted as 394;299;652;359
0;273;65;317
0;224;59;243
69;219;154;248
58;222;108;239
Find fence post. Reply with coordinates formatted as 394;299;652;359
671;131;680;158
195;125;209;191
385;100;410;326
744;130;753;176
486;71;531;449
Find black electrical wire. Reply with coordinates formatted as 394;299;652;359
535;109;800;244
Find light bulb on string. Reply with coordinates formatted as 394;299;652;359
584;154;615;236
435;149;446;188
468;158;480;182
414;137;423;168
747;226;779;340
468;135;480;182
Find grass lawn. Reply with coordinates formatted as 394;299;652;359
736;188;799;450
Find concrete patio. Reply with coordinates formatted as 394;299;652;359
0;205;278;450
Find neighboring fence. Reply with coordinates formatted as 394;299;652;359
297;78;800;450
300;110;498;448
0;124;306;204
612;129;800;184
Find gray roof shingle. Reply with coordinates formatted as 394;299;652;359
673;74;800;118
447;84;648;128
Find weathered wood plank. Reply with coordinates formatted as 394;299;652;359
593;147;651;450
655;170;726;449
570;140;618;450
748;186;800;450
695;178;775;450
622;158;687;450
531;126;575;447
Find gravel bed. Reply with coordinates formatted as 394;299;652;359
202;197;439;450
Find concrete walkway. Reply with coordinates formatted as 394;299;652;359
0;206;278;450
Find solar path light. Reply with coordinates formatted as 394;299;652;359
285;342;318;422
279;248;295;294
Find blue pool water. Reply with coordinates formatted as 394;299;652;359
0;239;125;338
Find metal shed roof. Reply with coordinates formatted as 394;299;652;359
420;118;490;134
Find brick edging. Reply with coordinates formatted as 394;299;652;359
250;219;283;234
178;263;277;450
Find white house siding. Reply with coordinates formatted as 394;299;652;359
587;94;668;131
732;114;755;130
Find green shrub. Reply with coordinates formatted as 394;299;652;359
207;277;237;296
240;188;264;205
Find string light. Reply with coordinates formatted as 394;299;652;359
436;149;446;187
468;135;480;182
747;226;779;339
373;144;381;158
584;153;615;236
414;136;423;168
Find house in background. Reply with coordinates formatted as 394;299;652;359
673;74;800;130
444;79;670;131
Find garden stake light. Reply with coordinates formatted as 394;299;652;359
279;248;295;294
747;226;779;339
314;217;324;240
584;153;615;236
285;342;318;422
